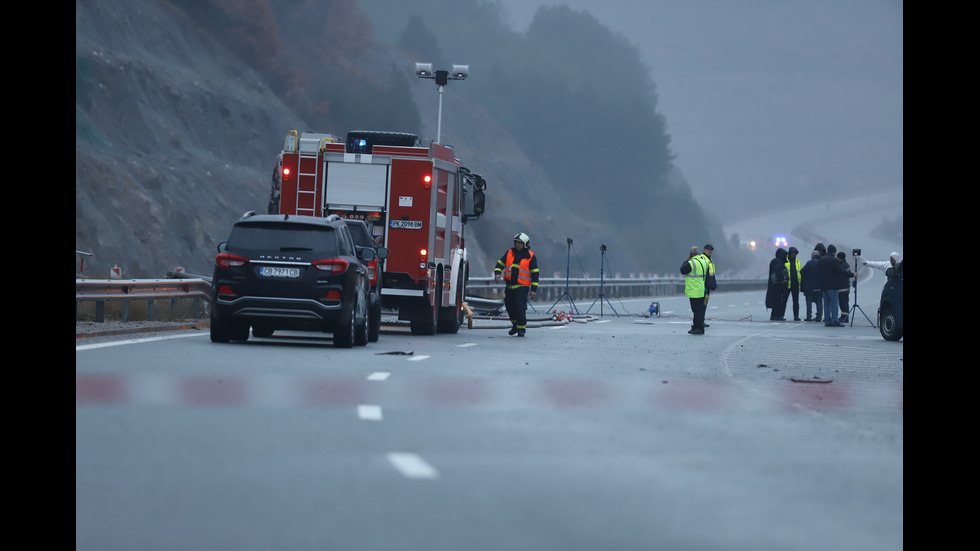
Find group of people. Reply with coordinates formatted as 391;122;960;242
679;244;716;335
495;231;899;336
766;242;901;327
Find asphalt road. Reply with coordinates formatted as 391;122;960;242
76;289;902;551
76;190;902;550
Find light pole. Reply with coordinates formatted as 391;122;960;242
415;62;468;144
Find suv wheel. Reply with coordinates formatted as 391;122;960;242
334;301;355;348
210;316;231;343
354;296;369;346
879;306;902;341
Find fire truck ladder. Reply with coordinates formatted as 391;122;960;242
295;150;320;217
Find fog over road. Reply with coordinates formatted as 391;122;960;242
723;189;902;279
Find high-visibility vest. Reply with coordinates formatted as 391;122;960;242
685;256;707;298
784;257;801;288
504;249;534;287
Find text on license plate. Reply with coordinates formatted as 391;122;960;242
260;266;300;278
390;220;423;229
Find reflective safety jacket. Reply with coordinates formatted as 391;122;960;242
682;255;708;298
784;256;802;289
495;248;539;289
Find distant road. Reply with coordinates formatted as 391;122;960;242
723;189;903;278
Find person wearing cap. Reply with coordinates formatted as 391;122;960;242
680;246;708;334
494;232;539;336
862;252;902;274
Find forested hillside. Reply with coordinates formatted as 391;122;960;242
76;0;744;280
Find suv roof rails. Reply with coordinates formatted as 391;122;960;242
240;210;256;220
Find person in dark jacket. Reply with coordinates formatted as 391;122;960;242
785;246;803;321
800;250;822;322
765;247;789;320
817;245;849;326
836;251;857;323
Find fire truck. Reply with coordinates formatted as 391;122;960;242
269;130;487;335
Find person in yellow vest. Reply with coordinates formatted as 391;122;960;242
494;232;539;336
680;245;708;335
784;246;803;321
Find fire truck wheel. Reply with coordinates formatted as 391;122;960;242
410;287;439;335
410;308;437;335
437;272;464;334
368;303;381;342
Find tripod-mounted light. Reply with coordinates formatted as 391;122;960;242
586;243;619;317
415;62;469;144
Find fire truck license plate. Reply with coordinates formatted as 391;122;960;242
390;220;422;229
260;266;300;278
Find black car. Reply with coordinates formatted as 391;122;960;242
210;212;375;347
878;263;903;341
342;219;389;342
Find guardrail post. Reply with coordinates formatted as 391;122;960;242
95;301;105;323
121;299;130;322
147;299;155;321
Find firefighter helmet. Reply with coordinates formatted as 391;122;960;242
514;232;530;246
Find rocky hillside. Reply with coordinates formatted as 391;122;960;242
75;1;650;281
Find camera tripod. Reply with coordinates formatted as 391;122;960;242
848;278;875;328
548;238;580;316
586;244;619;317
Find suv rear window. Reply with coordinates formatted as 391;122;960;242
229;223;339;254
346;224;374;248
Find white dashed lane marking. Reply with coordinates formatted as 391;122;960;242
357;404;383;421
387;453;439;479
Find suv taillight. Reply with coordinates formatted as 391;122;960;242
216;252;249;268
312;258;349;273
367;259;378;285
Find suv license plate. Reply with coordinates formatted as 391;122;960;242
260;266;300;278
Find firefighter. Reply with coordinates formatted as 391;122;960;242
494;232;539;336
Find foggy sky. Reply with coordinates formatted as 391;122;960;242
496;0;903;223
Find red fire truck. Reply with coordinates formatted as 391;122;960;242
269;130;486;335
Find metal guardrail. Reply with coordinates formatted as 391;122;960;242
74;274;767;323
465;276;768;305
75;278;212;322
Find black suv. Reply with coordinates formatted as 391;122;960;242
210;213;375;347
342;219;389;342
